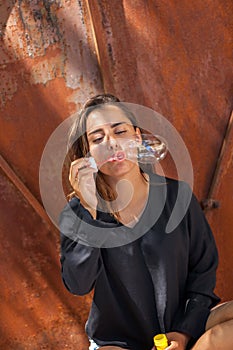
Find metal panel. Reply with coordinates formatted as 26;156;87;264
88;0;233;196
0;1;101;348
206;112;233;301
0;167;91;349
0;0;102;200
88;0;233;300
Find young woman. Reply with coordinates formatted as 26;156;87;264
59;94;233;350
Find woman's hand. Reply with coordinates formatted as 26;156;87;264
165;332;191;349
69;157;98;217
151;332;191;350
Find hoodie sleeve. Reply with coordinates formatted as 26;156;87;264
59;197;103;295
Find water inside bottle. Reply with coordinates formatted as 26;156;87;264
125;134;168;164
138;135;168;163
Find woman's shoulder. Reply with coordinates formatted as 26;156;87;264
149;172;192;193
148;172;194;222
60;196;81;217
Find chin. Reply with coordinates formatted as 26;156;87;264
100;160;137;177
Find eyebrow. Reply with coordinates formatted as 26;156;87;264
87;122;127;136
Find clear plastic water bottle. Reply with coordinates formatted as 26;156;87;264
89;134;168;169
123;134;168;164
136;134;168;163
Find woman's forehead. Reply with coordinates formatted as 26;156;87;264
86;105;132;131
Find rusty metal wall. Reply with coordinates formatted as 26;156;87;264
88;0;233;197
205;112;233;302
0;1;102;348
88;0;233;300
0;0;232;348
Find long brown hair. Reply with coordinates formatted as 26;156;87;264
67;93;147;219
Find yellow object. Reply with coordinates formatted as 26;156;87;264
153;333;168;350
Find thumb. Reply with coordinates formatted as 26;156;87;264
166;341;179;349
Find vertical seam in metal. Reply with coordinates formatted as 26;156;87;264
206;110;233;201
85;0;106;93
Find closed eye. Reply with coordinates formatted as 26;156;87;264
115;130;127;135
92;136;104;143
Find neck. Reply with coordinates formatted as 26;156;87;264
102;167;149;211
104;166;147;190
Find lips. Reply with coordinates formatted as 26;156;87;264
108;151;126;162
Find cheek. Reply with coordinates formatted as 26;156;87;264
89;144;110;166
89;144;100;159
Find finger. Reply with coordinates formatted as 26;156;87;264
70;158;89;171
69;158;89;184
77;164;90;171
71;157;97;175
165;341;178;349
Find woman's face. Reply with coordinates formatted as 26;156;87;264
86;105;141;177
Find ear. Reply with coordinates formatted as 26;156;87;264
135;127;142;144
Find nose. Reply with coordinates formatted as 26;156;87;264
107;135;119;150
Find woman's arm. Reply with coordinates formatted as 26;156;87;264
60;235;102;295
59;198;103;295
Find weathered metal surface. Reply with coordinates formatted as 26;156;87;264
0;0;102;200
88;0;233;302
0;0;233;348
88;0;233;196
0;168;91;349
0;154;52;227
206;112;233;301
0;1;101;348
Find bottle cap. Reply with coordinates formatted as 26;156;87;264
153;333;168;350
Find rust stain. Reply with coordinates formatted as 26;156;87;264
27;48;65;85
1;1;62;62
0;68;17;105
0;1;101;101
57;1;101;91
